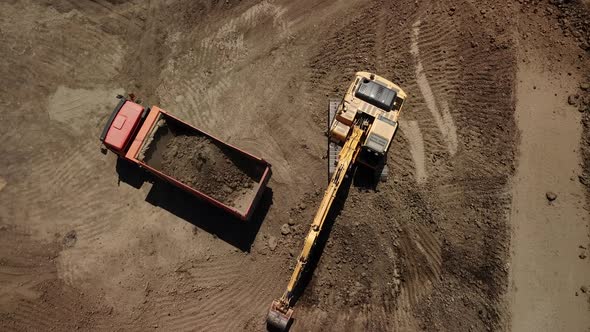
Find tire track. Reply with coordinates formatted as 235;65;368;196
0;230;57;304
6;279;108;331
396;205;442;309
0;227;107;331
403;3;516;330
159;1;291;132
153;0;300;187
13;137;128;240
400;120;428;183
11;303;52;331
147;255;280;331
5;87;135;286
1;2;148;331
374;0;388;72
0;1;126;92
410;19;459;156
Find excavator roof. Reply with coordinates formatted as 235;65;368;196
355;78;397;111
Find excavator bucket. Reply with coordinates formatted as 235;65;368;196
266;300;293;331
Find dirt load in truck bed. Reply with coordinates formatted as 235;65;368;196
139;117;260;210
159;134;255;206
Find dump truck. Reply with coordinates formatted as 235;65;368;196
266;72;407;330
100;96;271;221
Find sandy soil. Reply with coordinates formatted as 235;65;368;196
510;51;589;332
0;0;588;331
509;3;590;332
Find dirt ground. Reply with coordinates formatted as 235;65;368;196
0;0;589;331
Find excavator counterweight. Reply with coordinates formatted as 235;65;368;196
266;72;407;331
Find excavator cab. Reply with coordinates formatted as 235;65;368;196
329;72;406;179
354;76;398;111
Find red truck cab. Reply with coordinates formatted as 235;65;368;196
100;97;147;155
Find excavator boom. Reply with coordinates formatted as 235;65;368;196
266;126;364;330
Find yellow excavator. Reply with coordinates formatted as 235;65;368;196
266;72;407;330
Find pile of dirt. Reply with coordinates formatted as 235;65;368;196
549;0;590;52
158;134;255;207
551;0;590;212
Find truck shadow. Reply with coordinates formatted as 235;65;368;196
116;158;272;252
116;158;145;189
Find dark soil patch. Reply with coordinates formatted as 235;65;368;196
62;230;77;248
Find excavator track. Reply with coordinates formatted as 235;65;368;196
328;99;342;180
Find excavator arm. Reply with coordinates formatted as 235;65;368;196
266;126;364;331
266;72;406;331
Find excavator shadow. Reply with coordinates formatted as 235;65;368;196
115;158;272;252
352;165;382;190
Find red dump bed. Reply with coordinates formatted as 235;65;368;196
123;105;271;221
